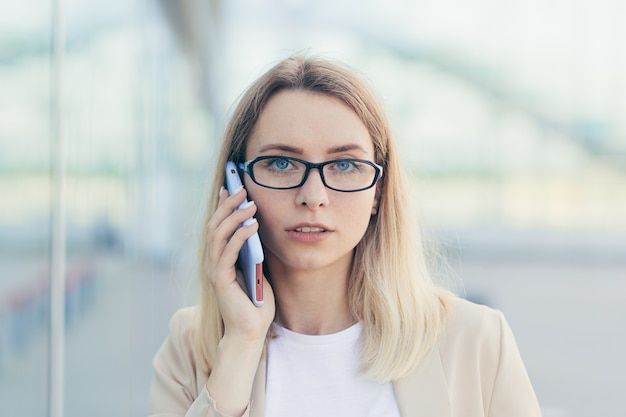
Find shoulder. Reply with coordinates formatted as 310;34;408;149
152;305;202;382
436;296;521;389
150;306;216;413
441;296;506;345
433;297;542;415
436;296;512;379
167;305;199;339
150;306;205;406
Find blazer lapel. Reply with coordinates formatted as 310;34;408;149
393;346;451;416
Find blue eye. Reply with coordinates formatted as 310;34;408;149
336;160;351;171
270;158;292;170
332;159;358;172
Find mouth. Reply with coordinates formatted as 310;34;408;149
288;224;332;243
294;226;326;233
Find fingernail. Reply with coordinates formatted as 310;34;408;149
231;185;244;195
243;217;257;227
219;186;225;196
241;200;254;209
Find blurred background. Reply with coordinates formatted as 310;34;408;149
1;0;624;416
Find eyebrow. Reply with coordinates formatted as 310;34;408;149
327;144;369;154
257;143;369;155
257;144;304;154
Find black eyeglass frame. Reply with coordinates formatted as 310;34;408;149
238;156;384;193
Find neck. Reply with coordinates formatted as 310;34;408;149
267;262;355;335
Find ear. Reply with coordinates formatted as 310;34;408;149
371;183;382;215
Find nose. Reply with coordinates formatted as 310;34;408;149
295;168;329;209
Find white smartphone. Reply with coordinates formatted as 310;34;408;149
225;161;264;306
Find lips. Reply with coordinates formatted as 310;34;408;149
294;226;326;233
287;223;333;245
288;224;332;243
290;223;332;232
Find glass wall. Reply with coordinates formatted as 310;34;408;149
1;2;53;415
1;1;212;415
1;1;624;416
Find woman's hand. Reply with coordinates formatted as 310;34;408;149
203;186;276;417
205;186;275;343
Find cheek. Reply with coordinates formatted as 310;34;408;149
340;193;377;227
347;189;376;210
244;180;270;212
246;188;285;231
252;197;286;257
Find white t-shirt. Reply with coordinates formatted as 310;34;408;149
265;322;401;417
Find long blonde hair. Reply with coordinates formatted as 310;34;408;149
193;55;451;382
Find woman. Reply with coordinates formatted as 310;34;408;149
149;55;541;417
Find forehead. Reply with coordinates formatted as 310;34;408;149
246;89;374;158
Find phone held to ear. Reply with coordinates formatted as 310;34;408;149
225;161;264;306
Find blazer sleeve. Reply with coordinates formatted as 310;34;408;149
486;310;542;417
148;308;251;417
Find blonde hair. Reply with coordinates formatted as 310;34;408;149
193;55;451;382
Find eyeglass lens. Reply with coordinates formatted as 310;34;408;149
250;157;378;191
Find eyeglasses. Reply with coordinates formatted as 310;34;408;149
239;156;383;192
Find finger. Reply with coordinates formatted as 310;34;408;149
219;218;259;267
211;220;259;290
208;187;249;233
210;200;258;251
205;187;258;279
206;222;258;289
206;192;250;255
217;186;228;204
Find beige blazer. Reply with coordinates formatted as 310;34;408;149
149;297;542;417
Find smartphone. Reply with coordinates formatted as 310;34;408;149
225;161;264;306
